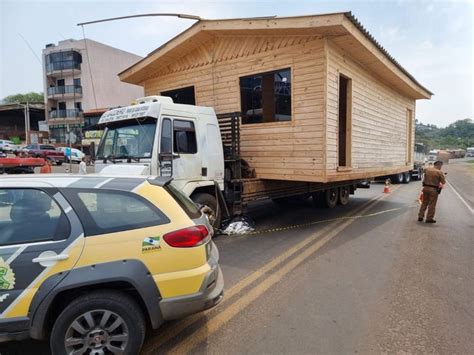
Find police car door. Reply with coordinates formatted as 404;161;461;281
0;184;84;320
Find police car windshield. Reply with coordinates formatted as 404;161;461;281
97;120;156;160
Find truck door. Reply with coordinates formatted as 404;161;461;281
0;187;84;319
159;117;202;184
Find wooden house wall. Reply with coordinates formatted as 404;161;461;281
143;36;327;182
325;41;416;181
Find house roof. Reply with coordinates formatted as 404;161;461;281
119;12;432;99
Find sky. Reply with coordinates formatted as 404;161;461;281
0;0;472;127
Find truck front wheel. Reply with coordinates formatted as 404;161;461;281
192;193;222;230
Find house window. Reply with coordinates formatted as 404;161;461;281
161;86;196;105
73;78;81;87
240;68;291;124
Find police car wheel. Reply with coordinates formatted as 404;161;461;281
50;290;145;355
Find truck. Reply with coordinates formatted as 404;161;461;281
23;143;65;165
95;96;418;228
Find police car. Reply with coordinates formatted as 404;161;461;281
0;175;223;354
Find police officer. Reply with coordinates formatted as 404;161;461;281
418;160;446;223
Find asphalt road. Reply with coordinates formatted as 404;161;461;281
2;159;473;354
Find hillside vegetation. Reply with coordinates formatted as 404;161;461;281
416;119;474;151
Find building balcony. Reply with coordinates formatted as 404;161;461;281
47;85;82;99
49;109;83;120
46;60;81;75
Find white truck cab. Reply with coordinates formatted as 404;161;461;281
95;96;225;225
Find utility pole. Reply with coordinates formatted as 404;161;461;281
22;101;30;144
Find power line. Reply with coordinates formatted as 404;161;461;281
77;13;201;26
18;33;56;88
80;25;98;109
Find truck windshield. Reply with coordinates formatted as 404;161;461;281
97;121;156;160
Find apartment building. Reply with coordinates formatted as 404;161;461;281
42;39;144;143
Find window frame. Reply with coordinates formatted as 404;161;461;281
239;67;292;125
161;86;196;105
0;187;71;246
60;188;170;236
172;119;198;154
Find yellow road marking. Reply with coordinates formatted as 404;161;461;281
143;186;401;354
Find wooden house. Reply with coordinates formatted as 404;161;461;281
119;12;432;183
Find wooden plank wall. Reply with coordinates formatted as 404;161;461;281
325;40;416;181
143;36;327;182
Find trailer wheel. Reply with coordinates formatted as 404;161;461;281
402;171;411;184
338;186;350;205
192;193;222;230
322;188;338;209
392;173;404;184
414;168;424;181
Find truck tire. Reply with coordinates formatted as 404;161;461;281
322;188;338;209
192;193;222;230
50;290;146;355
338;186;350;205
56;161;63;166
392;173;404;184
415;168;424;181
402;171;411;184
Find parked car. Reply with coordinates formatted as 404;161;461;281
0;175;223;354
0;140;19;152
466;147;474;157
57;147;85;163
23;143;65;165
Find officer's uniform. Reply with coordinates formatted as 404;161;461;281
418;166;446;221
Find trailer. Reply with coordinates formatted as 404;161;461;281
95;13;432;227
0;157;45;174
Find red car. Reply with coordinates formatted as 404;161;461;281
23;144;65;165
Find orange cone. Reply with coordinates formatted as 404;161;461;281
383;179;391;193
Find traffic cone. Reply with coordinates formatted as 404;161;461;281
383;179;391;193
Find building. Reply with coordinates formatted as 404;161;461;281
0;103;46;143
43;39;144;143
119;12;431;183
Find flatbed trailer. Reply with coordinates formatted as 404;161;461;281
218;112;368;216
0;157;45;174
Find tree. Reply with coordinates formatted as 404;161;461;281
416;118;474;150
2;92;44;104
